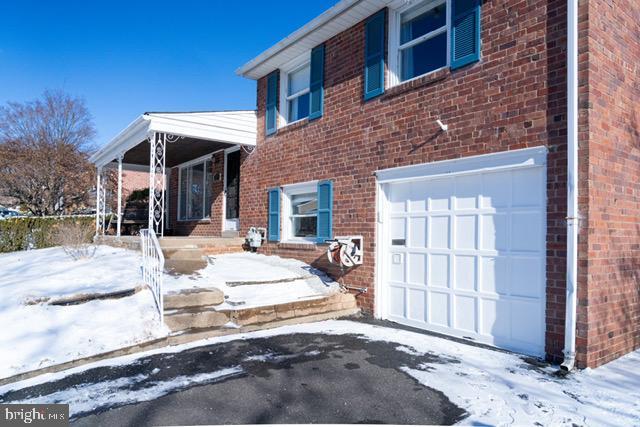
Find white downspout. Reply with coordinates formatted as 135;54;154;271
562;0;579;371
116;154;123;238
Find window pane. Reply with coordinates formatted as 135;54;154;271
288;92;310;122
293;216;317;238
400;2;447;45
190;163;204;219
288;63;310;95
179;169;188;220
401;31;447;81
204;160;212;218
291;192;317;215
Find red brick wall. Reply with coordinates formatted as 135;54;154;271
240;1;574;363
121;169;149;201
581;0;640;367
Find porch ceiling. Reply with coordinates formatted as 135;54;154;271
122;137;233;168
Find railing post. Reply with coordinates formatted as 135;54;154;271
95;167;101;235
148;132;166;237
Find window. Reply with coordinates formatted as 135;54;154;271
280;53;311;126
178;159;213;221
389;0;450;85
283;182;318;241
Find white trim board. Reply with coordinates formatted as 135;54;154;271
375;146;548;184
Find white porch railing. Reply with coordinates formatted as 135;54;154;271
140;229;164;325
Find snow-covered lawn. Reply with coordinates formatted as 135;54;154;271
2;320;637;425
0;247;337;379
0;246;167;379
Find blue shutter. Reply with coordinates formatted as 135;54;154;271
267;187;281;242
316;180;333;243
309;44;325;120
364;9;385;100
451;0;481;70
265;72;278;135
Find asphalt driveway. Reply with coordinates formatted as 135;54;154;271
1;327;467;426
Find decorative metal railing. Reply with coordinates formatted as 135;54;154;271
140;229;164;325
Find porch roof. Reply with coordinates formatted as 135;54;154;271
90;110;257;168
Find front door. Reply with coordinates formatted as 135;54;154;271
224;149;241;230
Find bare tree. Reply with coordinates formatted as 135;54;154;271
0;91;97;215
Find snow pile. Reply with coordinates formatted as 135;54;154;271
0;246;167;379
164;252;339;309
20;367;242;417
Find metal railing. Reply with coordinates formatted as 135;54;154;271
140;229;164;325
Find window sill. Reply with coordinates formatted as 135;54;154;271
274;117;310;135
277;240;318;251
383;68;451;100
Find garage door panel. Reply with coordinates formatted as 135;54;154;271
510;299;542;346
430;216;450;249
510;257;543;298
455;175;480;210
429;291;450;327
481;171;512;208
512;168;543;207
427;178;453;211
429;254;450;288
481;213;509;252
480;299;510;340
455;215;477;250
408;217;427;248
454;255;477;291
384;162;546;357
389;286;406;317
454;295;477;333
409;181;428;212
407;289;427;322
511;212;543;252
480;256;509;295
408;253;427;285
390;253;405;283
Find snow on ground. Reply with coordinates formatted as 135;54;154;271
164;252;340;309
2;320;638;426
0;246;168;379
20;367;242;417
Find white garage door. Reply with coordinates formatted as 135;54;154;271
380;155;546;356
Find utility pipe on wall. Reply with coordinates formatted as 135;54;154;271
562;0;579;371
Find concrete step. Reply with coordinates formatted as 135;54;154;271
164;259;208;275
165;291;359;334
163;248;205;261
160;237;245;249
221;230;240;238
164;287;225;310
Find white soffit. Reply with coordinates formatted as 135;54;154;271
90;111;257;167
237;0;390;80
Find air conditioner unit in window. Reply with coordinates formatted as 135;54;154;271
326;236;363;268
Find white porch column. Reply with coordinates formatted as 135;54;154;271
148;132;166;236
95;167;102;235
116;154;123;238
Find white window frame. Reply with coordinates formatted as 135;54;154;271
281;180;318;243
388;0;451;88
177;154;213;222
279;52;311;128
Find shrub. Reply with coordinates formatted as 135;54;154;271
53;220;96;260
126;188;149;203
0;216;95;253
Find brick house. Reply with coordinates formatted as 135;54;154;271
234;0;640;369
90;0;639;369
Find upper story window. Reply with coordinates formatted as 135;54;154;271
280;54;311;126
389;0;451;86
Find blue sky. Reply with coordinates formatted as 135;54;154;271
0;0;336;148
